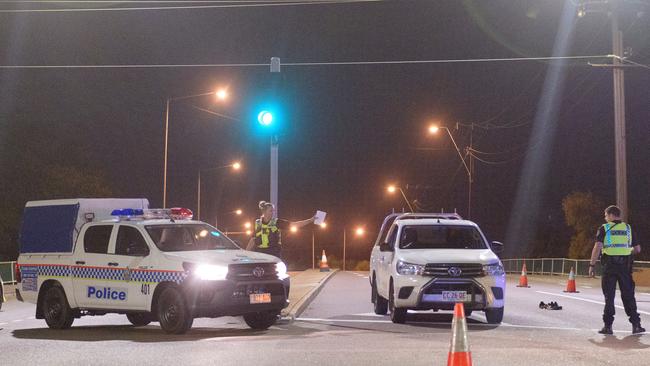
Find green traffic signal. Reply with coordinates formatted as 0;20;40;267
258;111;273;126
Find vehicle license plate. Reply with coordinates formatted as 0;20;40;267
250;293;272;304
442;291;468;302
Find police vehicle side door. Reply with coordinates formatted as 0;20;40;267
72;224;121;308
112;224;153;310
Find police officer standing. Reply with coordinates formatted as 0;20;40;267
246;201;315;259
588;205;645;335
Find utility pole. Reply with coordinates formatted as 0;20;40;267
611;1;628;219
467;123;474;219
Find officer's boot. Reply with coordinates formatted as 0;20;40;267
598;325;613;335
632;323;646;334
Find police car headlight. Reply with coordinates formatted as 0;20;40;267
396;260;425;276
482;263;505;276
276;261;289;280
195;264;229;281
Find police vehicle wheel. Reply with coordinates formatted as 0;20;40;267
243;310;279;330
43;286;74;329
485;307;504;324
389;282;406;324
372;280;388;315
157;287;193;334
127;313;152;327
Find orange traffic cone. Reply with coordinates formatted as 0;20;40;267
563;267;579;293
319;250;330;272
447;303;472;366
516;263;530;288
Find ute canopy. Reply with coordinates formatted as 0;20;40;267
20;198;149;254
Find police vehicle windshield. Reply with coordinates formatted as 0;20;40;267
146;224;239;251
399;225;487;250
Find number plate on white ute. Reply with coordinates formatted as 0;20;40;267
249;293;272;304
442;291;468;302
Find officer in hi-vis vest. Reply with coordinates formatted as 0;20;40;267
589;205;645;335
246;201;315;259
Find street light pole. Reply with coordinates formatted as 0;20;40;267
197;170;201;219
343;228;347;271
163;98;170;208
611;2;628;220
312;230;315;270
398;187;415;212
430;126;473;218
162;90;229;209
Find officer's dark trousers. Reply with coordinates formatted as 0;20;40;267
255;246;282;259
601;257;641;326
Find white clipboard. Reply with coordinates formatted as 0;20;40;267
314;210;327;225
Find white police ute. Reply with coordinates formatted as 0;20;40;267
15;199;290;334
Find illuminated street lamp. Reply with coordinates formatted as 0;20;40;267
343;226;365;271
428;125;440;134
197;160;243;221
215;89;228;101
290;226;298;233
244;222;251;229
386;185;415;212
163;87;229;208
235;209;243;216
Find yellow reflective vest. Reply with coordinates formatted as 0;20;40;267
254;218;280;249
601;221;633;256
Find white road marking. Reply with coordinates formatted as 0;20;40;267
581;286;592;289
11;319;22;323
295;317;634;333
536;290;650;316
0;322;7;326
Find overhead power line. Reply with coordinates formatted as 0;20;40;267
0;55;614;69
0;0;380;12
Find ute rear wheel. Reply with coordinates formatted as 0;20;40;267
372;279;388;315
157;287;193;334
389;282;407;324
43;286;74;330
127;313;153;327
243;310;280;330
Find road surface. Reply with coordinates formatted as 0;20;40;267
1;272;649;365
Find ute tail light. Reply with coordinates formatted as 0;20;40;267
15;264;21;283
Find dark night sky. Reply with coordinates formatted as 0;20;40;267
1;0;649;263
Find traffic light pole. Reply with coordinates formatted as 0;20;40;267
270;57;281;218
271;135;279;217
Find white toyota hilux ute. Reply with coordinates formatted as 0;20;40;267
15;199;290;334
369;213;505;324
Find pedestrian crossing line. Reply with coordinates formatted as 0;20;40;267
536;290;650;316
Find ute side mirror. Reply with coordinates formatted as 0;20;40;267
379;240;393;252
490;241;504;254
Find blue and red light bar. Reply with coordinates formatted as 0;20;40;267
110;207;193;220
